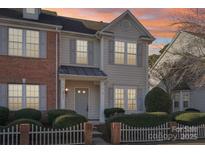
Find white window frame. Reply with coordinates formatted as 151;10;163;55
172;90;190;112
114;86;137;111
26;8;36;14
8;27;40;58
8;84;40;110
76;40;88;64
114;40;137;65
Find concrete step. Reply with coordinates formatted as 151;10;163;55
93;130;103;138
92;137;110;145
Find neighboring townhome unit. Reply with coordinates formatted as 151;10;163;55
149;31;205;112
57;10;155;122
0;8;61;111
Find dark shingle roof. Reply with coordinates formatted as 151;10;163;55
0;8;108;34
173;82;191;91
59;65;107;77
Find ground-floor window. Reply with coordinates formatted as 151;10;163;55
8;84;40;110
172;91;190;112
114;87;137;111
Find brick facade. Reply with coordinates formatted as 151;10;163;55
0;31;57;110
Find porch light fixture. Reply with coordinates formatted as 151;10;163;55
65;88;69;93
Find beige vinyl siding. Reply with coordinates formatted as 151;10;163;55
65;80;100;119
60;33;100;67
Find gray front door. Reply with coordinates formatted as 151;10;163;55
75;88;88;118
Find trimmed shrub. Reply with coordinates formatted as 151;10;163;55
0;107;9;125
146;112;168;116
175;112;205;125
47;109;76;125
170;111;186;121
104;108;125;118
185;108;200;112
145;87;172;113
14;108;41;121
53;114;87;128
107;113;171;127
8;118;43;127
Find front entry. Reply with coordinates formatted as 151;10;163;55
75;88;88;118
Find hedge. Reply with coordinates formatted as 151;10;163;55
104;108;125;118
0;107;9;125
53;114;87;129
14;108;42;121
7;118;43;127
48;109;76;125
107;112;171;127
185;108;200;112
145;87;172;113
175;112;205;125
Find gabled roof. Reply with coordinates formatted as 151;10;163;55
100;10;155;41
172;81;191;91
0;9;154;39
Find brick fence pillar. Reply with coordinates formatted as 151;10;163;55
111;122;121;144
20;124;30;145
84;122;93;144
168;121;178;141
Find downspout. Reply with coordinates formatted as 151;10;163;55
55;27;58;109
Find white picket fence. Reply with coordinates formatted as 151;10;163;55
176;123;205;140
120;123;170;143
0;125;20;145
29;123;85;145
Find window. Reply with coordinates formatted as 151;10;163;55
26;85;40;109
8;28;40;58
8;84;23;110
76;40;88;64
26;30;39;57
127;43;136;65
183;92;190;108
128;89;137;110
114;41;125;64
26;8;35;14
9;28;23;56
114;41;137;65
8;84;40;110
114;88;124;108
114;87;137;111
173;93;180;111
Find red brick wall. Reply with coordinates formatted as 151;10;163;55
0;31;57;110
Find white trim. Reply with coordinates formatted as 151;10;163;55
74;87;90;118
99;80;105;122
60;79;65;109
0;17;62;29
61;30;95;37
59;74;107;81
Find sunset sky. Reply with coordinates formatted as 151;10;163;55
46;8;199;55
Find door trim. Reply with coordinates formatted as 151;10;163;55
74;87;90;116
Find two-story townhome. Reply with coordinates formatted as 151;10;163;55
0;8;155;122
57;10;155;122
0;8;61;111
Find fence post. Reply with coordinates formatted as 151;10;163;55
20;124;30;145
84;122;93;144
111;122;121;144
168;121;177;141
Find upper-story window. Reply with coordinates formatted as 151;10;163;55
9;28;23;56
114;41;137;65
26;8;35;14
26;30;39;57
114;41;125;64
127;43;137;65
8;28;40;58
76;40;88;64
